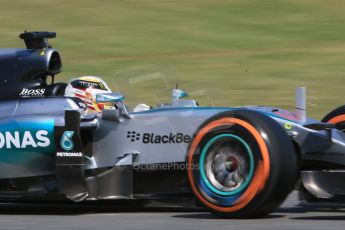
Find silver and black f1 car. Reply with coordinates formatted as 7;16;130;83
0;31;344;218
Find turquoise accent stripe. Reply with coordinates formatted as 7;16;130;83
199;134;254;196
131;107;232;114
131;106;303;124
0;118;55;165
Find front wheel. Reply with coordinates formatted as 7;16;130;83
322;105;345;130
186;110;298;218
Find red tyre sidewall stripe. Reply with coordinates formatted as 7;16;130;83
328;115;345;124
187;117;270;213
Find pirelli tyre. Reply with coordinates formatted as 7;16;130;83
186;110;298;218
322;105;345;130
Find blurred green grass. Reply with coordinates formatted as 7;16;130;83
1;0;345;118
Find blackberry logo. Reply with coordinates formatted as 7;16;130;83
126;131;192;144
127;131;141;142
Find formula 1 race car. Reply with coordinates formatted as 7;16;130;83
0;31;344;218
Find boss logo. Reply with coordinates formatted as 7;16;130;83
19;88;46;97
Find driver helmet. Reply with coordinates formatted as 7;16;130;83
65;76;115;112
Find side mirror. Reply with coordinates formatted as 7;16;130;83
96;93;131;120
96;93;124;103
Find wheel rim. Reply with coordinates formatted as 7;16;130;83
199;134;254;196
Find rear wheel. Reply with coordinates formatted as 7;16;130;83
187;110;298;218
